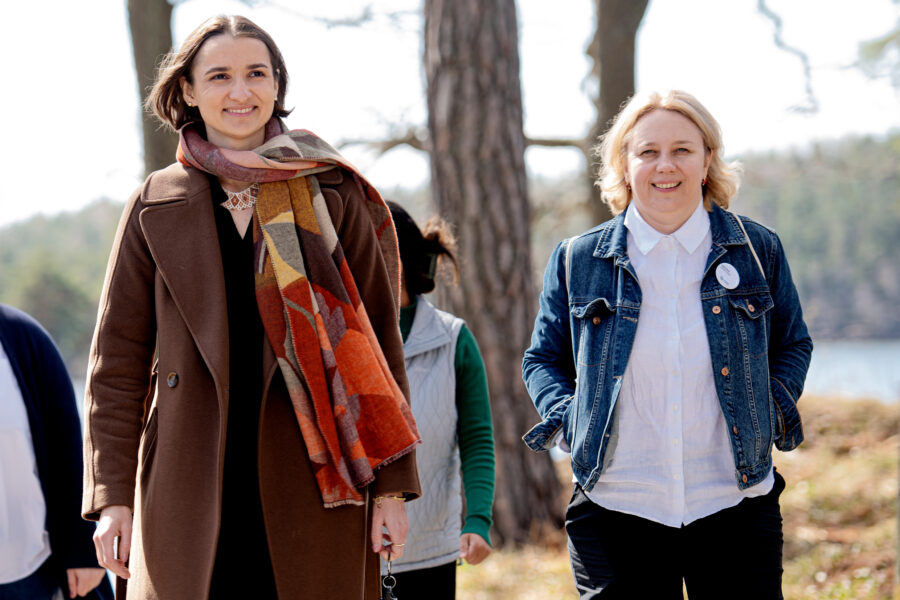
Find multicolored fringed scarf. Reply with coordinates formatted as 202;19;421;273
178;118;420;507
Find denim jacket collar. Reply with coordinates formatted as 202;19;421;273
709;203;751;247
598;203;750;258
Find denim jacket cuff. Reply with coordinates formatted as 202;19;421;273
523;420;563;452
771;376;804;451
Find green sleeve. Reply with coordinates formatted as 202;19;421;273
455;324;495;546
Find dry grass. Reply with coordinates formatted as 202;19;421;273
458;395;898;599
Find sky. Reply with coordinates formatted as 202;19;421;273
1;0;897;227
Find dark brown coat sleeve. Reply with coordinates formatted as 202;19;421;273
82;186;157;520
319;169;421;500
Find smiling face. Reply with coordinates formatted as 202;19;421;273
624;109;712;234
180;35;278;150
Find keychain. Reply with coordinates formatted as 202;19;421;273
380;556;398;600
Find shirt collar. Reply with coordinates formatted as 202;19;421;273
624;199;710;255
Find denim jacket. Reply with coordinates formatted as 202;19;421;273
522;204;812;491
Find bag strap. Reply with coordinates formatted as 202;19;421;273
564;236;576;293
733;215;766;281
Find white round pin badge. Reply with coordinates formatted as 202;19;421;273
716;263;740;290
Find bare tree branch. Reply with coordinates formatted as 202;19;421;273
525;137;586;149
757;0;819;113
260;2;374;27
265;2;418;30
338;126;429;154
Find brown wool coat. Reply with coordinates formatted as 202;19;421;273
82;163;420;600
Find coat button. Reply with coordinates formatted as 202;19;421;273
732;425;738;435
741;474;748;483
592;316;602;325
720;367;729;377
712;305;721;315
167;372;179;388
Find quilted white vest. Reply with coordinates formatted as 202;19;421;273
387;297;463;573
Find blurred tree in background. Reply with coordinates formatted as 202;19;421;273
424;0;564;544
127;0;177;176
18;263;95;375
0;200;120;373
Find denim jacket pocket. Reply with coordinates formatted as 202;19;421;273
571;298;616;367
727;293;774;360
727;293;773;320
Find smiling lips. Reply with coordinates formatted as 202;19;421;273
652;182;680;189
225;107;255;115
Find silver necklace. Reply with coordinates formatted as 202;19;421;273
221;182;259;211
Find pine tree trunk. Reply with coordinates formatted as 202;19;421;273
127;0;177;176
585;0;649;225
424;0;563;546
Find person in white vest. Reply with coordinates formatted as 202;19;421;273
382;202;496;599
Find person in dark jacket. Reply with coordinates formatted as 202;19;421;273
0;304;112;599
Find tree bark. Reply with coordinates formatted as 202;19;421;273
127;0;176;176
424;0;562;546
584;0;648;225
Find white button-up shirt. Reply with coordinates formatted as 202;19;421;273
0;339;51;583
585;200;773;527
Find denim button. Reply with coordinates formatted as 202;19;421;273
592;317;602;325
748;303;756;312
742;474;748;483
732;425;738;435
167;372;179;388
720;367;729;376
712;306;721;315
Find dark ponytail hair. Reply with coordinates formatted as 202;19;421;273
387;201;458;295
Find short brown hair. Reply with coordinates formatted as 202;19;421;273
146;15;291;132
595;90;741;215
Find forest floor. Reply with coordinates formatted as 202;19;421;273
457;395;898;599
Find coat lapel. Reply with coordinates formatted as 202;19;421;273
138;165;229;391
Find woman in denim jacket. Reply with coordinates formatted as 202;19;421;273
522;90;812;599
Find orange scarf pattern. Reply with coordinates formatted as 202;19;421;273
179;119;420;506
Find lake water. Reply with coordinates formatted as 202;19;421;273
803;339;900;402
71;339;900;409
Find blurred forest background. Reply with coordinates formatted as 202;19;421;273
1;132;896;374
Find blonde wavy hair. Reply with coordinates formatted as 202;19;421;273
595;90;742;215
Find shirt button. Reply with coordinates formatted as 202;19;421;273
720;366;730;377
742;474;749;483
167;372;179;388
712;306;721;315
673;438;679;445
674;474;681;480
673;404;679;412
592;316;602;325
732;425;738;435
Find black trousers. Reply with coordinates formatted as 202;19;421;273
0;558;60;600
566;470;785;600
382;560;456;600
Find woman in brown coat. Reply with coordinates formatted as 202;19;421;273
82;15;420;600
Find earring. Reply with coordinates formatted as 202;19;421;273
625;182;631;191
701;178;707;186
